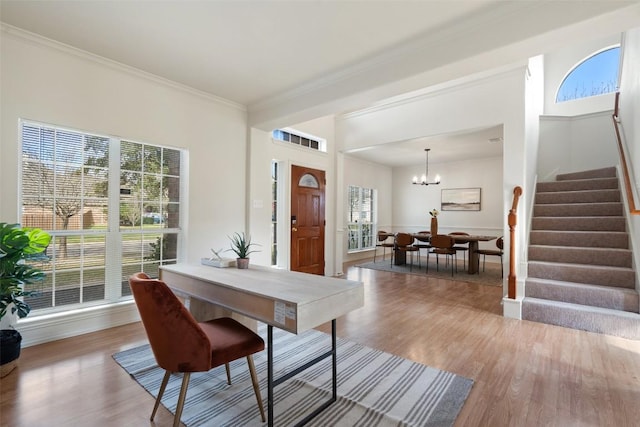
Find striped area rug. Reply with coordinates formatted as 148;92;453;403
113;324;473;426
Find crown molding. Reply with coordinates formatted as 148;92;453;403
338;63;527;121
1;23;246;112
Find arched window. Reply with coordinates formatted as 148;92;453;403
556;46;620;103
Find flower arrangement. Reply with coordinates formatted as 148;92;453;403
429;209;439;217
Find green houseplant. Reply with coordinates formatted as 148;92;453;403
227;232;260;269
0;222;51;377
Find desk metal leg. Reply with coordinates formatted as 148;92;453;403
266;320;338;427
267;325;274;426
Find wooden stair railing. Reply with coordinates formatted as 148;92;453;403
612;92;640;215
508;186;522;299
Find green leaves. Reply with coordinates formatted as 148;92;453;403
227;232;260;259
0;223;51;320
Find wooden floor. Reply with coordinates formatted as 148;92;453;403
2;263;640;426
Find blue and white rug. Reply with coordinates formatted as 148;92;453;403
113;324;473;426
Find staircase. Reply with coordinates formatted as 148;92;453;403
522;167;640;340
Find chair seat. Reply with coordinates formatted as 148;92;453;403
432;248;456;255
200;318;265;368
476;249;503;256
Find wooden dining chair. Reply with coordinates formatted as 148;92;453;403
413;231;432;263
427;234;457;276
128;272;266;427
449;231;470;270
374;230;395;262
475;236;504;276
391;232;420;271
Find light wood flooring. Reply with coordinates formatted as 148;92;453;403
2;263;640;426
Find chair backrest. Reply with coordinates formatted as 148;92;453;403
377;231;390;243
496;236;504;250
395;232;414;247
129;272;211;372
431;234;455;249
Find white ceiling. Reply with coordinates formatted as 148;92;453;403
1;0;637;166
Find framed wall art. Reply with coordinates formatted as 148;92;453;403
441;188;481;211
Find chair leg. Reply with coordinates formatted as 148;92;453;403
225;362;231;385
173;372;191;427
426;251;430;273
151;370;171;421
247;355;266;422
451;254;454;276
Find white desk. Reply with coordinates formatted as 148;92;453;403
159;263;364;426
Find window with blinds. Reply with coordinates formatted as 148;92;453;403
20;121;183;315
272;129;326;152
347;185;376;252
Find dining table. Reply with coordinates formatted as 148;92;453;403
391;232;498;274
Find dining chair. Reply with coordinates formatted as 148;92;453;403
413;231;432;263
128;272;266;427
374;230;395;262
427;234;457;276
391;232;420;271
449;232;470;270
475;236;504;276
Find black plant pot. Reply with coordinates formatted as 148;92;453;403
0;329;22;365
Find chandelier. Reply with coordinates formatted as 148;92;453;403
412;148;441;185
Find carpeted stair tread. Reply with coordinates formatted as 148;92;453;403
525;278;639;313
533;202;623;217
530;230;628;248
535;189;620;204
531;216;625;231
556;167;616;181
522;297;640;340
528;260;635;289
536;177;618;192
528;245;632;268
526;166;638;339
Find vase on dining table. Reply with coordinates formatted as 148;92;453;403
430;217;438;236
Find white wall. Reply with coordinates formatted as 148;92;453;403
248;116;339;275
1;27;249;345
619;28;640;194
543;34;620;116
618;27;640;281
538;112;619;181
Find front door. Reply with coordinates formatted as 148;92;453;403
290;165;325;275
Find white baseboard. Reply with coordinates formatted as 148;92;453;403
17;301;140;347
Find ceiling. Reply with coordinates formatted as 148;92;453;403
344;125;504;167
1;1;636;166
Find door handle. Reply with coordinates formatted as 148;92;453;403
292;227;298;232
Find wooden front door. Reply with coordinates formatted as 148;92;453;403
290;165;325;275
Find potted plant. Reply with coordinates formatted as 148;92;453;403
0;222;51;377
227;232;260;269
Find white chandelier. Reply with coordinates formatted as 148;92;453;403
412;148;441;185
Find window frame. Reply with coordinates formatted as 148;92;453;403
19;119;184;317
347;185;377;253
555;45;620;103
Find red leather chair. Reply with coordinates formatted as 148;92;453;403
128;272;265;427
